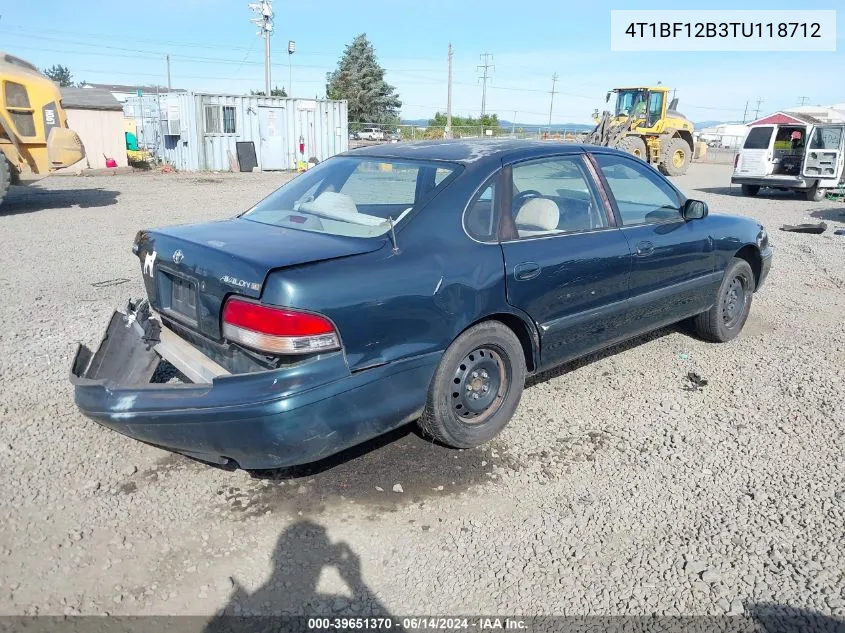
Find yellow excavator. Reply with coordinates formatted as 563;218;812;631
0;52;86;206
587;86;695;176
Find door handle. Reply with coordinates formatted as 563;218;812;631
514;262;541;281
635;240;655;257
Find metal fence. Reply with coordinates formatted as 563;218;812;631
350;122;589;142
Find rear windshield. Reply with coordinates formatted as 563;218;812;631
242;157;459;238
743;126;774;149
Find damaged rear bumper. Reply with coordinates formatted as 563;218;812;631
70;301;439;469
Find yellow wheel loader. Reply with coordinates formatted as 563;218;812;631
0;52;86;206
587;86;695;176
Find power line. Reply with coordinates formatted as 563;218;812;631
477;53;493;117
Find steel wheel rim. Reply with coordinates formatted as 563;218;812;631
721;275;748;327
673;149;685;168
451;346;509;424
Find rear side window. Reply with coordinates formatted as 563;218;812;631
465;179;497;242
743;127;773;149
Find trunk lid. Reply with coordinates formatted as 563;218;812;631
135;218;385;339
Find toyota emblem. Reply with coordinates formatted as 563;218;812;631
172;249;184;264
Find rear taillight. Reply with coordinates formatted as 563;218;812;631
734;154;740;168
222;297;340;355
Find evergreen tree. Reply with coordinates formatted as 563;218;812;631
43;64;73;87
326;34;401;124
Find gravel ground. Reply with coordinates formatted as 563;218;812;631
0;163;843;621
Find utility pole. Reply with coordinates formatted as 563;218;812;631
288;40;296;97
446;43;453;138
477;53;493;117
753;97;763;120
512;110;517;135
742;101;749;124
548;73;558;132
249;1;274;96
166;54;171;90
798;96;809;106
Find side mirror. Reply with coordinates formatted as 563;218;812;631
605;91;611;103
682;199;708;221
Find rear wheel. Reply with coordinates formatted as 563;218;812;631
419;321;526;449
0;153;10;207
741;184;760;197
692;258;755;343
616;136;648;161
659;137;692;176
803;185;825;202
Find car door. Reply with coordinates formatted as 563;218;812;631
735;126;775;177
498;153;633;371
802;124;845;184
590;151;716;331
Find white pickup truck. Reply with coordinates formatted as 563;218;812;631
357;127;385;141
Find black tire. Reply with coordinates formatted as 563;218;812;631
803;185;825;202
692;258;755;343
0;153;10;207
741;184;760;197
659;137;692;176
419;321;526;449
616;136;648;161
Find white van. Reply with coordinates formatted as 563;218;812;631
732;120;844;201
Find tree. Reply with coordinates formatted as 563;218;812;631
427;112;502;137
251;85;287;97
43;64;73;87
326;34;401;125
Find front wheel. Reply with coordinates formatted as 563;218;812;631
659;137;692;176
419;321;526;449
692;258;755;343
0;153;10;207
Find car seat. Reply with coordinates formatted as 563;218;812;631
515;198;560;237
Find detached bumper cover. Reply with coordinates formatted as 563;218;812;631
70;302;440;469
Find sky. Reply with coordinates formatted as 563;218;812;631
1;0;842;125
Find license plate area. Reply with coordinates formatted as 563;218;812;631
157;269;199;327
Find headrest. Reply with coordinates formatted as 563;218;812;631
300;191;359;218
516;197;559;231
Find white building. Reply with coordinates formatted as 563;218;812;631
124;91;348;171
696;123;749;149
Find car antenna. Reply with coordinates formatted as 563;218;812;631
388;216;400;254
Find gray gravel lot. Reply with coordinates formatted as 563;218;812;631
0;163;843;620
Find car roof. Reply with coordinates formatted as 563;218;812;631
342;139;607;166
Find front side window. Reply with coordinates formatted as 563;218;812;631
510;156;607;238
647;92;663;120
243;157;459;238
594;153;681;226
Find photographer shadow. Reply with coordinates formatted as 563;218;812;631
203;520;397;632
